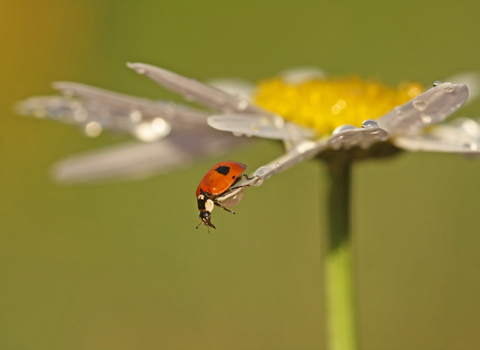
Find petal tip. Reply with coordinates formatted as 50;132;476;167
127;62;147;74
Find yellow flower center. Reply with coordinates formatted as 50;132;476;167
253;76;423;135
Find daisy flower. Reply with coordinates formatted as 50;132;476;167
16;64;479;186
16;63;480;350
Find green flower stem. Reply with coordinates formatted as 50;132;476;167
324;160;357;350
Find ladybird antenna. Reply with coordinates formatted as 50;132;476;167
196;221;203;230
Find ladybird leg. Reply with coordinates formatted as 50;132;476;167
222;175;260;193
231;174;260;186
214;201;236;215
241;174;260;181
196;220;216;232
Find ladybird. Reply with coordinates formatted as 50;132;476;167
196;161;257;232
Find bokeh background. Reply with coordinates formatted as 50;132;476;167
2;1;480;349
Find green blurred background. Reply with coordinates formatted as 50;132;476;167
2;1;480;349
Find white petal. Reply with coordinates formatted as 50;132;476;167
16;96;83;122
17;86;211;140
393;118;480;154
208;114;302;140
132;118;172;142
206;78;255;100
217;139;327;202
327;121;388;150
443;72;480;106
53;82;207;124
279;67;326;84
52;128;248;183
52;140;191;183
127;62;271;117
377;83;469;136
17;95;170;139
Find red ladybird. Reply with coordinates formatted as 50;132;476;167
196;161;257;232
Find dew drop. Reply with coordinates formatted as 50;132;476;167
413;100;427;111
49;106;64;119
236;99;248;110
219;191;243;207
421;115;432;124
84;122;102;137
275;162;280;167
253;166;271;186
129;109;143;123
333;124;356;134
394;106;402;115
152;117;171;135
73;108;88;122
444;85;455;93
456;119;480;137
254;166;270;176
361;119;378;128
164;102;177;116
136;67;146;74
33;106;47;118
463;142;479;151
433;80;442;87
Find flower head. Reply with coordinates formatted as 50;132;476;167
254;75;423;135
16;63;480;203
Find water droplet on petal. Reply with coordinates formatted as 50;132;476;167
421;115;432;124
134;123;158;142
361;119;378;128
463;142;479;151
253;165;270;176
49;106;64;119
236;99;248;110
33;106;47;118
74;108;88;122
333;124;356;134
253;166;271;186
163;102;177;116
394;106;402;115
444;85;455;93
219;191;244;207
151;117;171;136
413;100;427;111
85;122;102;137
275;162;280;167
129;109;143;123
433;80;442;87
456;119;480;137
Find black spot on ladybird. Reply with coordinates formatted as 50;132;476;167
215;166;230;176
232;175;235;179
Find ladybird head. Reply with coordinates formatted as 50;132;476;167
197;210;216;232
